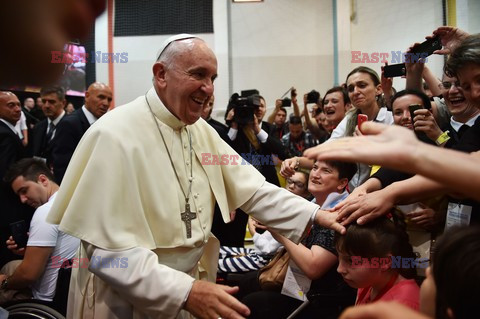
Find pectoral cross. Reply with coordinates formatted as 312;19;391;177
181;203;197;238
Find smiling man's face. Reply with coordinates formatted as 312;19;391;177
153;39;218;125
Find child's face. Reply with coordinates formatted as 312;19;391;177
337;253;384;289
285;172;310;198
308;161;346;197
420;266;436;317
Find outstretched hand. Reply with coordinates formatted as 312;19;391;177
335;189;396;226
315;209;346;234
303;122;419;173
185;281;250;319
431;26;469;55
280;157;297;178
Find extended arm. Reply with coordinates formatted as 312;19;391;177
1;246;53;289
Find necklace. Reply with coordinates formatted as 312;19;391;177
145;95;197;238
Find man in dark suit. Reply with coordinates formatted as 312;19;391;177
31;86;67;166
52;82;112;183
0;92;33;268
226;95;286;186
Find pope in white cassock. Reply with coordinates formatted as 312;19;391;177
47;34;344;319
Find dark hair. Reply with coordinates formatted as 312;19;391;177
324;160;357;182
346;66;381;87
335;216;417;279
344;67;384;136
391;89;431;111
313;107;324;117
433;226;480;319
40;86;66;101
445;34;480;77
289;115;302;125
277;107;287;115
322;86;351;106
4;158;55;185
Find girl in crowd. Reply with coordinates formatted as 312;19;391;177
240;160;357;318
338;226;480;319
336;216;420;310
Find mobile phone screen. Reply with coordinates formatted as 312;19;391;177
9;220;28;249
384;63;406;78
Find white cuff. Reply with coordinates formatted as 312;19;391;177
256;129;268;143
228;128;238;141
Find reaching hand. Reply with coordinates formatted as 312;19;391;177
303;122;419;173
184;281;250;319
275;99;282;109
332;187;367;212
407;203;436;229
412;109;443;142
315;209;346;234
336;189;396;225
431;26;469;55
280;157;297;178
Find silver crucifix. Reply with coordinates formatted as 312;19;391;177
181;203;197;238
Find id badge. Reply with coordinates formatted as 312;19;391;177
445;202;472;231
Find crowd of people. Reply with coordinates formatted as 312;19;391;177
1;5;479;318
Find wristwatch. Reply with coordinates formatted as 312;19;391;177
1;277;9;290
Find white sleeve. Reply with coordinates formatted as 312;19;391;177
256;129;268;143
228;128;238;141
20;112;27;130
88;246;195;319
253;231;282;255
27;207;58;247
240;181;318;244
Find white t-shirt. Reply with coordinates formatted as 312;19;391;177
27;192;80;301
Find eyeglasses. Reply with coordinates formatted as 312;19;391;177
438;81;461;90
286;178;305;189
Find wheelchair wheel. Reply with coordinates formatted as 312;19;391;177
4;302;65;319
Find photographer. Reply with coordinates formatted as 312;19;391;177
226;94;286;185
221;94;287;247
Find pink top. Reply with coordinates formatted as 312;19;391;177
356;279;420;310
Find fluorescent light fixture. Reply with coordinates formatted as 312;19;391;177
233;0;263;2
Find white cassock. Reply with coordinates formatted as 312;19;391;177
47;87;318;318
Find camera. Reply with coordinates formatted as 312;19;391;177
282;97;291;107
228;93;261;126
306;90;320;104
